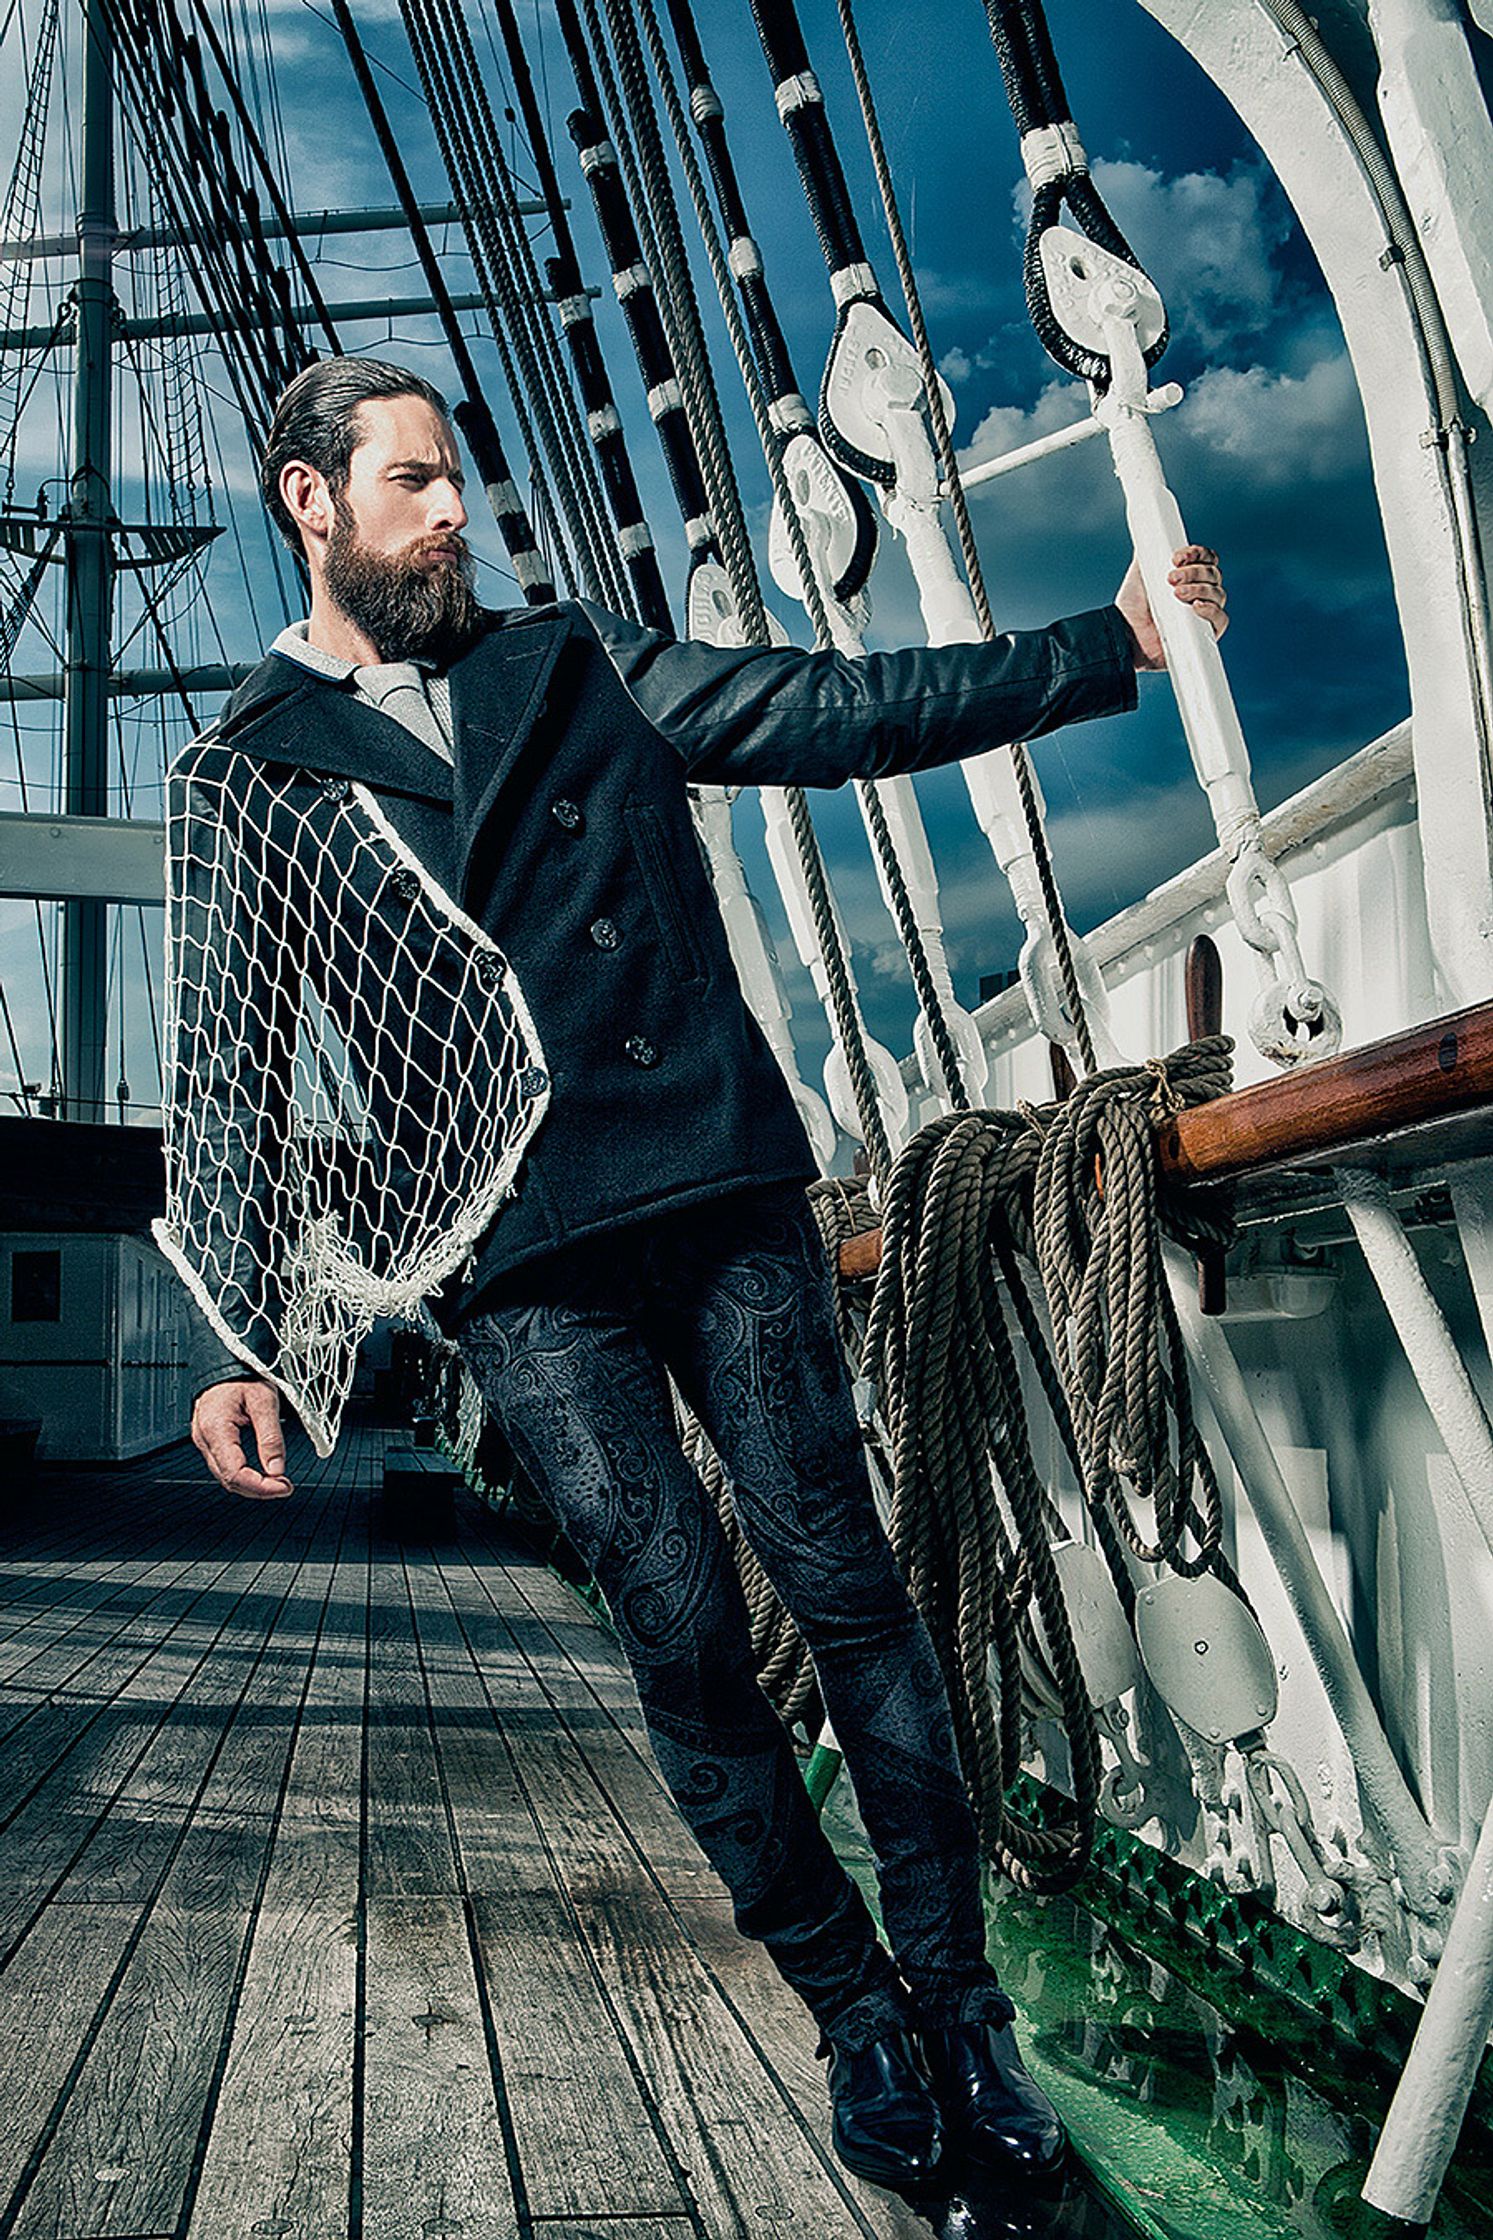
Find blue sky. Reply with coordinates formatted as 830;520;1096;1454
0;0;1413;1100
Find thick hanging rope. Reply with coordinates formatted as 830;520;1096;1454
859;1041;1237;1889
1030;1040;1237;1577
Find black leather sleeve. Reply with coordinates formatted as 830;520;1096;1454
580;601;1138;787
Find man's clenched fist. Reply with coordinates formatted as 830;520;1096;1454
192;1378;294;1499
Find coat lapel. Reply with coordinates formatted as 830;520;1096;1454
217;658;455;806
451;608;572;904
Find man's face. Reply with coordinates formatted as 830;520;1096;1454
319;393;481;662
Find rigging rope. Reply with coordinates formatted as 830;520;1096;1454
833;0;1098;1078
607;0;896;1179
585;0;765;634
489;0;669;629
399;0;590;601
328;0;557;605
419;0;626;609
980;0;1167;390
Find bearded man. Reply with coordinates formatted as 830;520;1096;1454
176;355;1226;2191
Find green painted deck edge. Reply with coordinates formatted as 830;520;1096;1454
1009;1771;1493;2149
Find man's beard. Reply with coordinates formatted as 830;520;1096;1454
323;498;482;664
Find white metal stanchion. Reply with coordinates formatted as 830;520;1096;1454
1363;1792;1493;2223
1041;225;1343;1067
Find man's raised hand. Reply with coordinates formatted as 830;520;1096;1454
1115;544;1228;671
191;1378;294;1499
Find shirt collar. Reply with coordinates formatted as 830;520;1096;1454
271;619;439;682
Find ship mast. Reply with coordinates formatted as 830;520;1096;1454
61;0;114;1122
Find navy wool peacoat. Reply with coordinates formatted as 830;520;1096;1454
185;595;1137;1395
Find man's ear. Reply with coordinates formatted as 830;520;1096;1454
281;461;331;538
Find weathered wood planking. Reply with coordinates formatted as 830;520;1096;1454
362;1894;518;2240
7;1465;354;2236
0;1462;343;1955
424;1547;691;2223
184;1513;371;2238
438;1558;880;2237
0;1437;993;2240
0;1482;222;1690
469;1538;928;2240
364;1515;459;1899
0;1903;142;2229
536;2223;694;2238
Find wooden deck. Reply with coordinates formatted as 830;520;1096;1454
0;1419;1124;2240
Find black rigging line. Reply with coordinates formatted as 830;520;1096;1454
328;0;558;605
185;0;341;351
397;0;584;597
661;0;876;603
980;0;1167;385
421;0;624;610
488;0;668;628
405;0;616;606
102;0;322;454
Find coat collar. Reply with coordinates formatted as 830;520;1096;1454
214;607;573;826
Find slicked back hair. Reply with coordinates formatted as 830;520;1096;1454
260;357;452;553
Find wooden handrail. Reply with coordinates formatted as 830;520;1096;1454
838;997;1493;1281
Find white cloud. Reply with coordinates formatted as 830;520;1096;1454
1012;157;1291;358
1173;352;1366;487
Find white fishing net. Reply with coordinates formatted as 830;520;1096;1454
152;737;550;1456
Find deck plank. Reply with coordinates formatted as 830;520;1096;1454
0;1904;143;2230
184;1513;369;2240
0;1471;342;1952
365;1519;458;1899
0;1440;969;2240
5;1472;354;2237
363;1894;519;2240
435;1552;878;2239
404;1539;690;2224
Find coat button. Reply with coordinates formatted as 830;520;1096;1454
474;951;502;989
589;917;620;950
392;868;421;902
551;798;584;832
319;775;350;802
624;1035;659;1068
520;1065;549;1098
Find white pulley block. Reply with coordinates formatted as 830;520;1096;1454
686;558;791;649
820;298;955;480
1038;1541;1143;1709
768;430;874;607
1038;227;1165;363
1135;1571;1279;1744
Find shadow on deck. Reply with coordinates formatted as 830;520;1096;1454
0;1418;1126;2240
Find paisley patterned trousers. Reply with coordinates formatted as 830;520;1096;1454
457;1181;1013;2051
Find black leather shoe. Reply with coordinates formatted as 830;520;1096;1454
922;2019;1066;2175
825;2028;945;2185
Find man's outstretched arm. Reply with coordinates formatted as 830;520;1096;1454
585;547;1226;787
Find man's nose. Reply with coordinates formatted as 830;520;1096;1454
428;477;467;532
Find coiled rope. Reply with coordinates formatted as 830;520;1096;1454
1030;1040;1238;1578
